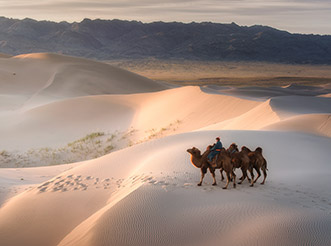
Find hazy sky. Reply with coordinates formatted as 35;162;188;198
0;0;330;34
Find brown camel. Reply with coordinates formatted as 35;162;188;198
243;146;268;187
227;143;252;185
187;147;217;186
209;148;236;189
218;143;238;181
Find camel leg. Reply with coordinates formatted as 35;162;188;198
209;167;217;186
232;170;236;188
238;167;245;181
249;167;255;187
253;168;261;184
248;166;254;182
238;168;246;184
198;169;206;186
247;170;252;183
223;172;231;189
261;167;267;185
220;168;225;181
229;169;234;182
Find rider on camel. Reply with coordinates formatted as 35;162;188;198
208;137;223;162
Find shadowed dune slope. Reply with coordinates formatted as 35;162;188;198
269;96;331;118
263;114;331;137
199;95;331;136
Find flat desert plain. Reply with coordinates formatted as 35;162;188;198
0;53;330;246
108;59;331;87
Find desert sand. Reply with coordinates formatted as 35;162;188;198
0;53;330;246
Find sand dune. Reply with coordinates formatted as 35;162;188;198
0;52;167;151
200;93;331;134
1;82;330;162
1;52;329;153
263;114;331;137
0;86;261;152
0;53;168;110
1;131;330;246
269;96;331;118
0;163;78;206
1;95;137;151
199;99;280;131
0;53;330;246
60;188;331;246
128;86;261;140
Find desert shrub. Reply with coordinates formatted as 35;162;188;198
104;145;115;154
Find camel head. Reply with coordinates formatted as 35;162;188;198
230;143;238;149
187;147;204;168
228;143;239;153
187;147;201;157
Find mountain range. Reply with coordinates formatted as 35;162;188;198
1;17;331;64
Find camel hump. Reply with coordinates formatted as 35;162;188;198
255;147;263;153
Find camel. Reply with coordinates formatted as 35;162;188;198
242;146;268;187
227;143;252;185
208;148;236;189
216;143;239;181
186;147;217;186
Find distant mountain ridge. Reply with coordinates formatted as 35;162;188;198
1;17;331;64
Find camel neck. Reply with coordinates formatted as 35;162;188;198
190;154;203;168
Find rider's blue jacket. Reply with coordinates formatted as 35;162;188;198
211;140;223;152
